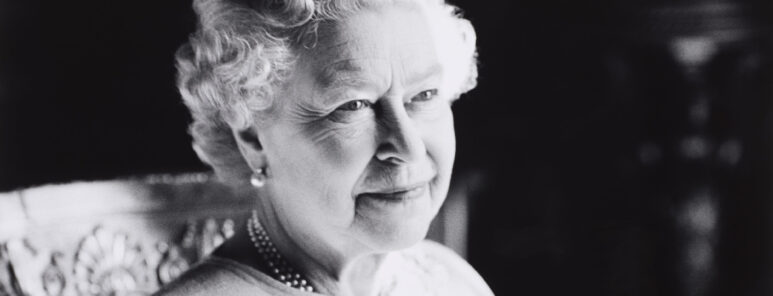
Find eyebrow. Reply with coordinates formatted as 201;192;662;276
315;59;444;91
315;59;369;90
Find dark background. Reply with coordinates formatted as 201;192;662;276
1;0;772;295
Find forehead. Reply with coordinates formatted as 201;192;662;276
299;3;442;87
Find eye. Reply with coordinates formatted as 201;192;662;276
336;100;372;111
411;89;439;103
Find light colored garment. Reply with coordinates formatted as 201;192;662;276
154;240;494;296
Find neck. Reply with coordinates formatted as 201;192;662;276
254;206;387;296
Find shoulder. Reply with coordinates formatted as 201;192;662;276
392;240;494;296
153;257;272;296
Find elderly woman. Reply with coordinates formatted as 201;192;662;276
156;0;489;294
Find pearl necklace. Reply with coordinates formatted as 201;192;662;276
247;210;315;292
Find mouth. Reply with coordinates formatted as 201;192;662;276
358;182;429;202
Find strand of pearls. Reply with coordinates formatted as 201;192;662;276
247;210;315;292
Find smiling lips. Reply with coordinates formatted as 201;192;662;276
359;181;430;202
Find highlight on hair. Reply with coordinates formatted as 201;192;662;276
176;0;479;184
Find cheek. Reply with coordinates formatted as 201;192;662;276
306;121;379;169
284;121;379;204
266;124;379;226
423;108;456;170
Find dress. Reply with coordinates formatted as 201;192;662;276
154;239;494;296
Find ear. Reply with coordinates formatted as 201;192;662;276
232;126;268;171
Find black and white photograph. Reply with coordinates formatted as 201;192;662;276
0;0;771;295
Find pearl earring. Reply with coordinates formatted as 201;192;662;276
250;168;267;188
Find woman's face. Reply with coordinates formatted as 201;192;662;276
253;2;467;257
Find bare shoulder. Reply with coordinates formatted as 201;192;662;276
398;240;495;296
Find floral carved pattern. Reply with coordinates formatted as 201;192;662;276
73;227;151;296
0;244;17;296
41;253;65;296
156;218;236;285
3;239;56;296
155;244;189;286
0;218;238;296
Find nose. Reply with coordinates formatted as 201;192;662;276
375;102;426;164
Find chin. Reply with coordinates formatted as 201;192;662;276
363;211;437;252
